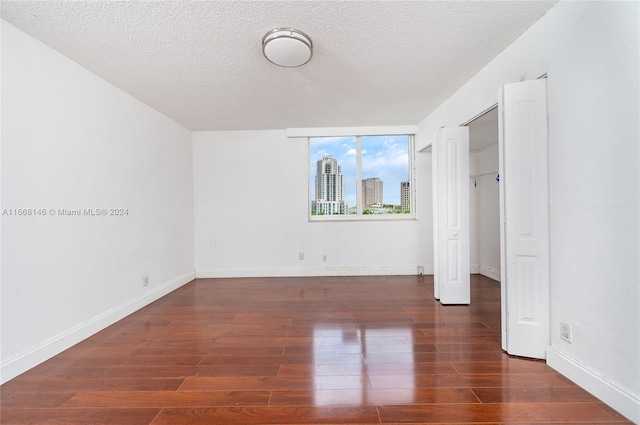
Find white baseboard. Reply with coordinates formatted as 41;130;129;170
0;271;195;385
196;266;432;278
547;346;639;423
479;265;501;282
470;264;480;274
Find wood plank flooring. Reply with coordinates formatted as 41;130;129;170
0;275;631;424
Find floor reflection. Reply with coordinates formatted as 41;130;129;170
312;326;416;405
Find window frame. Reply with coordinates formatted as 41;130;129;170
306;133;416;222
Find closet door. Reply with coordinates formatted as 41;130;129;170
432;132;440;300
499;79;549;359
433;127;470;305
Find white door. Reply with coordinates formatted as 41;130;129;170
499;79;549;359
432;133;440;300
433;127;470;305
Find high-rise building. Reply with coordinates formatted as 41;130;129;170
401;180;411;211
362;177;383;207
313;155;347;215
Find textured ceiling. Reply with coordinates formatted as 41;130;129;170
1;1;556;131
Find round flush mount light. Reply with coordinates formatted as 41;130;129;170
262;28;313;67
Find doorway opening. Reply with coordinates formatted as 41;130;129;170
466;107;501;283
430;79;549;359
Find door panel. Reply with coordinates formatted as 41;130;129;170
434;127;470;305
432;133;441;300
499;79;549;359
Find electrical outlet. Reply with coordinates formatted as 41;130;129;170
299;252;304;260
322;255;327;262
143;275;149;287
560;321;572;343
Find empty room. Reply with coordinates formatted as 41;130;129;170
1;1;638;424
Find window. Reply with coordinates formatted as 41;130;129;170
309;134;414;220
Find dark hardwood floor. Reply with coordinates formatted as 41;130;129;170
0;275;631;424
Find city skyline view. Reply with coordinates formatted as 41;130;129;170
309;135;410;208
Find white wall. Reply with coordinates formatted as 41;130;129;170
193;130;431;277
416;2;639;421
469;153;479;273
472;145;500;281
469;146;501;281
1;21;195;383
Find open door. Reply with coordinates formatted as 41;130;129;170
433;127;470;305
432;134;440;300
499;79;549;359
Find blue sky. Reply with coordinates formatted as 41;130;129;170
310;135;410;207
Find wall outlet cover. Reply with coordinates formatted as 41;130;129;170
560;321;572;343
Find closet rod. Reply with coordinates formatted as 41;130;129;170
469;169;499;179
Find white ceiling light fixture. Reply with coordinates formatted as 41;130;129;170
262;28;313;68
